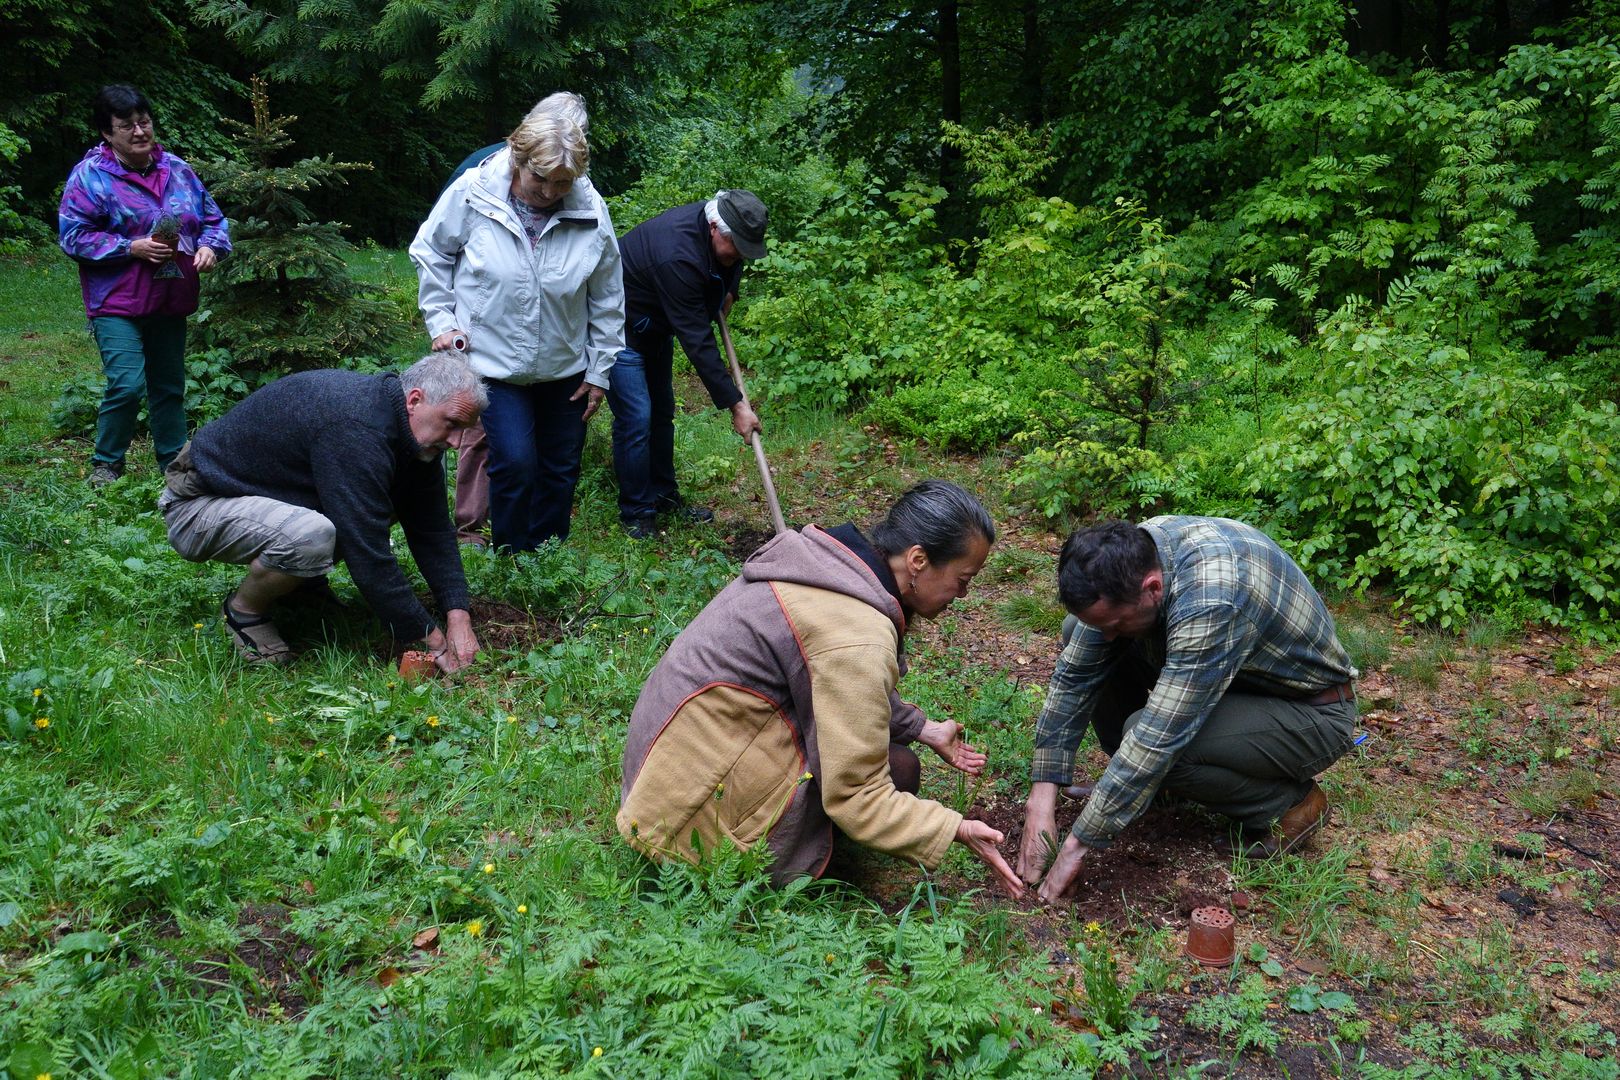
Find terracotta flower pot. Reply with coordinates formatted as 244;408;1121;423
1186;905;1236;966
399;650;437;683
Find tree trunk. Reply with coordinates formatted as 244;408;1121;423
1023;0;1043;125
940;0;962;192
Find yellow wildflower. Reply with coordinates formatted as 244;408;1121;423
32;688;42;697
825;953;836;964
193;622;204;630
36;1073;51;1080
34;717;49;730
1085;920;1102;934
592;1047;603;1058
516;904;528;915
426;715;440;727
466;919;484;937
265;714;277;724
506;714;517;724
482;862;495;874
387;734;397;744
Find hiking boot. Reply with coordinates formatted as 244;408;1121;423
656;496;715;524
623;515;659;541
89;463;123;488
221;597;293;665
1219;782;1328;859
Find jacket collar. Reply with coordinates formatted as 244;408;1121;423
470;147;598;227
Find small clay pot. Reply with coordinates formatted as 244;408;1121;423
1186;906;1236;966
398;650;437;683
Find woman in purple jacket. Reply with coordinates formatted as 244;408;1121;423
59;84;231;487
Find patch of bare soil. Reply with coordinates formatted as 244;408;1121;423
188;903;316;1018
466;596;561;652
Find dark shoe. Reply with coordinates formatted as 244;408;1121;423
656;496;715;524
286;575;349;613
1062;782;1096;801
221;597;293;665
1220;782;1328;859
89;463;123;488
623;515;659;541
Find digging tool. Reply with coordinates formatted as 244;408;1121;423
716;309;788;535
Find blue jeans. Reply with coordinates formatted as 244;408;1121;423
481;377;588;551
606;339;679;521
91;314;188;470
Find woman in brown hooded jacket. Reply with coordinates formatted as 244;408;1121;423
619;480;1023;894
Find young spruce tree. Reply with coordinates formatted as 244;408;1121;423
200;77;401;381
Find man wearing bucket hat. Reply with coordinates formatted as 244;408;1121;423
608;189;769;539
1017;516;1359;903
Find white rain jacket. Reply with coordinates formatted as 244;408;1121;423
409;148;624;388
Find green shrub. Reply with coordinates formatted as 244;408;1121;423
1252;299;1620;633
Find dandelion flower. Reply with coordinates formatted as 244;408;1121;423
426;715;440;727
32;688;42;697
506;714;517;724
825;953;836;964
35;1073;51;1080
482;862;495;874
516;904;528;915
34;717;49;730
1085;920;1102;934
592;1047;603;1058
466;919;484;937
193;622;204;630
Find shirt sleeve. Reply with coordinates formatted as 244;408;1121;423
409;182;470;339
582;202;625;389
394;458;470;617
650;257;742;410
1030;630;1121;785
312;439;441;642
888;691;926;744
1069;601;1251;848
58;167;130;263
811;643;961;868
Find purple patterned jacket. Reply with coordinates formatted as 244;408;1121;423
58;144;232;319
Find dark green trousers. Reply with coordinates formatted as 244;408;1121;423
1065;618;1355;831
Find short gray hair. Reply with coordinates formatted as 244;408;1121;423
704;196;733;238
526;91;589;134
402;353;489;412
869;480;995;563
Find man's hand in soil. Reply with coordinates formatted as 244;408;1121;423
427;610;480;674
955;819;1025;898
918;718;985;776
1036;834;1091;904
1017;781;1061;884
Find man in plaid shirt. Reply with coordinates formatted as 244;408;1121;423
1017;516;1357;903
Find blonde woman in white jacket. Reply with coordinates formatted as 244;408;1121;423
410;112;624;551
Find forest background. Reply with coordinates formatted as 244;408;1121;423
5;0;1620;634
2;1;1620;1076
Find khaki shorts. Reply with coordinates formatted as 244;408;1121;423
163;491;337;577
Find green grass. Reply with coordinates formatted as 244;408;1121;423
3;247;1613;1077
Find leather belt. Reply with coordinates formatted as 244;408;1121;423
1303;681;1355;707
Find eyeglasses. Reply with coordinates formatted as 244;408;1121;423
112;118;154;134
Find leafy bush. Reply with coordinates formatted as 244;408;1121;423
1251;298;1620;633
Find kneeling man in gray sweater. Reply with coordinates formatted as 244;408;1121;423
161;353;485;669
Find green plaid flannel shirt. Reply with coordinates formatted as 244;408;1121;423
1032;517;1355;849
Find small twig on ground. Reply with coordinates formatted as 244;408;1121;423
1535;830;1609;864
1492;841;1546;861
